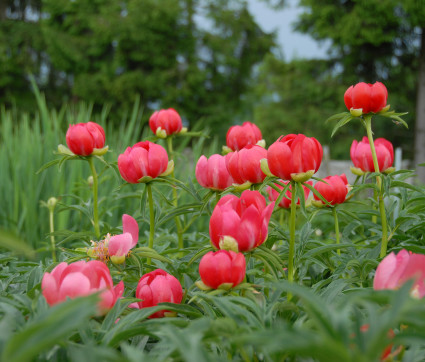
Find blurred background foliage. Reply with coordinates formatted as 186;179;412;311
0;0;423;158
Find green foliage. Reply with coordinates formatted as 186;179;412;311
3;77;425;360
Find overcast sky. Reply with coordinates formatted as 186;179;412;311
246;0;330;60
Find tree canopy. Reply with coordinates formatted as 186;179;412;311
1;0;275;133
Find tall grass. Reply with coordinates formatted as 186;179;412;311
0;81;217;249
0;82;147;247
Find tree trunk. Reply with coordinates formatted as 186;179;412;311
414;27;425;184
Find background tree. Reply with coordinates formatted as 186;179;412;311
294;0;423;175
40;0;275;134
0;0;45;109
1;0;274;136
251;54;352;158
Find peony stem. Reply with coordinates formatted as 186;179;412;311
166;137;184;249
215;192;220;205
146;183;155;264
49;206;56;262
332;207;340;256
287;180;297;300
147;183;155;249
364;116;388;258
88;157;100;239
280;208;285;227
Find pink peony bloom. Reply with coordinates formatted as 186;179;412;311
108;214;139;264
373;249;425;298
209;190;274;252
195;154;234;191
226;121;263;151
350;137;394;173
225;145;267;185
41;260;124;315
149;108;183;136
135;269;183;318
118;141;169;183
267;134;323;181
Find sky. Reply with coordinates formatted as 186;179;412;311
246;0;330;60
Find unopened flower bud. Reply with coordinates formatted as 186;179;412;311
47;197;58;212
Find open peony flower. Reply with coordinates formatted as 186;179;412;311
118;141;173;183
108;214;139;264
266;134;323;182
344;82;388;115
88;214;139;264
41;260;124;315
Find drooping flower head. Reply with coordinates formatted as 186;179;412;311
88;214;139;264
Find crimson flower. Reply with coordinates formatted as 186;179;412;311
66;122;105;156
344;82;388;114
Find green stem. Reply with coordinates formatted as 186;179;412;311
364;117;388;258
146;183;155;264
147;183;155;249
279;208;284;226
287;181;297;300
49;208;56;262
332;207;340;256
371;188;378;235
166;137;184;249
215;192;220;205
88;157;100;239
